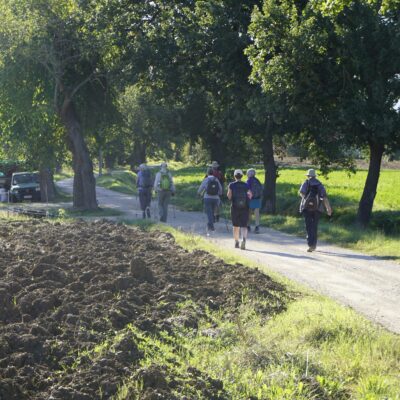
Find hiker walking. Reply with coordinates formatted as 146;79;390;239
246;168;262;234
227;169;252;250
137;163;153;219
299;169;332;252
198;167;223;232
153;162;175;222
207;161;225;222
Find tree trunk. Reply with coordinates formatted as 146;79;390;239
209;131;226;172
60;98;98;210
39;167;56;202
261;124;277;214
357;141;384;226
128;142;147;171
98;148;103;177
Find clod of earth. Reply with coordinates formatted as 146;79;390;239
0;219;289;399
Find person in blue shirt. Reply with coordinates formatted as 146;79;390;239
198;167;223;233
299;169;332;252
136;164;153;219
227;169;251;250
246;168;262;234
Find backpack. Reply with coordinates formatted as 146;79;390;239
251;178;263;199
303;184;320;212
206;177;219;196
160;172;171;190
232;182;248;209
141;169;153;188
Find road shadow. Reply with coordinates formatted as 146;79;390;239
316;250;399;262
246;249;314;260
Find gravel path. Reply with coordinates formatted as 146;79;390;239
55;179;400;334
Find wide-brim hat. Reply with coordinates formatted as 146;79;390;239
211;161;219;168
306;168;317;177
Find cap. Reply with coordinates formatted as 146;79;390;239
247;168;256;177
234;169;243;177
306;169;317;177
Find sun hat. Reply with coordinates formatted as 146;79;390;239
306;169;317;177
234;169;243;177
211;161;219;168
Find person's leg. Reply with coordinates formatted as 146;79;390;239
144;189;151;218
158;191;165;221
204;198;214;230
139;191;146;218
254;208;260;232
304;211;315;250
248;209;252;231
233;226;240;247
311;211;320;249
162;191;171;222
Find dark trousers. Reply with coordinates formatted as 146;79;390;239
158;190;171;222
204;198;219;230
304;210;320;247
139;188;152;211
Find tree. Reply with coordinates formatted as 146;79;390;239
0;0;119;209
247;0;400;225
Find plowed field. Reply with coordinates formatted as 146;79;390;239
0;220;288;399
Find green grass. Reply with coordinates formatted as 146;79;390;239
115;222;400;399
55;206;124;218
96;170;137;195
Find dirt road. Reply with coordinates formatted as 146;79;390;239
57;179;400;334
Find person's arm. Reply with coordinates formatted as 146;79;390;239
217;180;223;196
323;197;333;216
299;180;308;198
136;171;141;188
153;173;160;192
198;178;207;196
227;183;232;200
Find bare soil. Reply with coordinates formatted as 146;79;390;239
0;219;288;399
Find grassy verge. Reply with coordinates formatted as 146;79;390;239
96;170;137;195
115;222;400;399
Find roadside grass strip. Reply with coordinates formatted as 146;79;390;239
119;223;400;399
96;170;137;195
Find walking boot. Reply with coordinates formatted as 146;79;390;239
254;226;260;234
235;240;240;248
240;239;246;250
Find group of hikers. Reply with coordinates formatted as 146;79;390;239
136;161;332;252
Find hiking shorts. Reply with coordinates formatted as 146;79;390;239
249;198;261;209
231;206;249;227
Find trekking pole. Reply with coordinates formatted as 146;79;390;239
221;200;230;232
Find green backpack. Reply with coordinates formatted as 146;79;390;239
160;172;171;190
